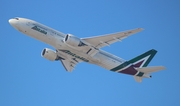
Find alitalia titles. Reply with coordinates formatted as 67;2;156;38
31;26;47;35
60;50;89;62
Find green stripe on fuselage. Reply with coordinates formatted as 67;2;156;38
136;72;144;77
111;61;130;71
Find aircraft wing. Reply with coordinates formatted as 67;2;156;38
60;58;79;72
82;28;143;49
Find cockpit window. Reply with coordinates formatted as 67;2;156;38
13;17;19;20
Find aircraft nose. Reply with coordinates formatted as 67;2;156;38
9;19;17;26
9;18;19;28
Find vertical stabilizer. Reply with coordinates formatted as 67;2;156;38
111;49;165;82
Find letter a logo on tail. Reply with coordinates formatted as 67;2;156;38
111;49;157;72
111;49;165;82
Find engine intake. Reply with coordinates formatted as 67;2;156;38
41;48;58;61
64;34;87;47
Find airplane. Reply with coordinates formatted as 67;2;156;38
9;17;165;82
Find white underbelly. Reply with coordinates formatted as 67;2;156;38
93;52;124;70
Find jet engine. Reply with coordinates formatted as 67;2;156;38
64;34;87;47
41;48;58;61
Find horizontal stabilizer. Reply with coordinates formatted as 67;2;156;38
136;66;165;73
134;66;165;83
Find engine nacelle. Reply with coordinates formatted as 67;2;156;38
64;34;87;47
41;48;58;61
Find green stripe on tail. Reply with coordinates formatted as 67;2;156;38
111;49;157;72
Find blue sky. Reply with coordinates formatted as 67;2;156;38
1;0;180;106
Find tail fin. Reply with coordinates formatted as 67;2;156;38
128;49;165;82
110;49;165;82
111;49;158;72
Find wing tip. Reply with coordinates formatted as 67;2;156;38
137;28;144;31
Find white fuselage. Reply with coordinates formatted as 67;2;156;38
9;18;125;71
9;18;165;82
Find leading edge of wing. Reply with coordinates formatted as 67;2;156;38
81;28;143;49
